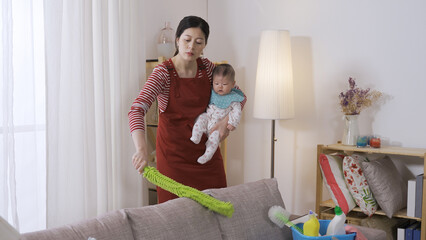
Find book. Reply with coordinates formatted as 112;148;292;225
407;179;416;217
415;174;423;218
406;222;421;240
396;220;411;240
413;224;421;240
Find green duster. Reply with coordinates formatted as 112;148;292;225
143;166;234;218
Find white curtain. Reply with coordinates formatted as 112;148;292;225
1;0;145;232
1;0;47;233
43;0;147;228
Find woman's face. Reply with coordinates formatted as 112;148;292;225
176;27;206;61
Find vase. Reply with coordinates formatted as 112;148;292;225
342;115;359;146
157;21;174;59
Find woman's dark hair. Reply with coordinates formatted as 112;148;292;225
213;64;235;82
174;16;210;56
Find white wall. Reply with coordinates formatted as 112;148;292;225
144;0;426;215
143;0;207;59
207;0;426;215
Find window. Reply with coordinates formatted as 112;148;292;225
1;0;46;232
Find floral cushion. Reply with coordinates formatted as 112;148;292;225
319;153;356;214
343;154;378;217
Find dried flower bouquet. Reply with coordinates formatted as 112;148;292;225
339;77;382;115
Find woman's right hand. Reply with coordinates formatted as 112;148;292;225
131;130;149;174
210;115;230;142
132;150;148;174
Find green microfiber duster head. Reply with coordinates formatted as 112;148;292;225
143;166;234;218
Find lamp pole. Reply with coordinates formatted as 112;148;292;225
271;120;276;178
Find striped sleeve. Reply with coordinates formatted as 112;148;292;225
235;85;247;110
128;64;170;133
202;57;215;83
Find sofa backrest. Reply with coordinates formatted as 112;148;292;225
125;197;222;239
205;178;292;240
21;209;133;240
21;178;292;240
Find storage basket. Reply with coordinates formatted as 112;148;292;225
291;220;356;240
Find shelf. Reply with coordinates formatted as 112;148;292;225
321;143;426;158
320;199;422;221
316;143;426;240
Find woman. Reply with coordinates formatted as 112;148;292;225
129;16;246;203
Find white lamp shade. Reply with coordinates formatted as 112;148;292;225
253;30;295;120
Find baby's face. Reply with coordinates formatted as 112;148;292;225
213;75;235;96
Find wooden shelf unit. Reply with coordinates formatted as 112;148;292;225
316;143;426;240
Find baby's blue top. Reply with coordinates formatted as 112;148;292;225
209;88;244;109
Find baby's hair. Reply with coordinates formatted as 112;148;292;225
213;63;235;82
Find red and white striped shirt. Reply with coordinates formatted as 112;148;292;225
128;57;246;133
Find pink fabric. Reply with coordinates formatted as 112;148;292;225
345;225;367;240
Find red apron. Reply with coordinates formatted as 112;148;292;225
156;58;226;203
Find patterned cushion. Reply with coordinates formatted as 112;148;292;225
319;153;356;214
343;154;378;216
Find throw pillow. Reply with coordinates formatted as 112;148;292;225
361;156;407;218
319;153;356;214
343;154;378;217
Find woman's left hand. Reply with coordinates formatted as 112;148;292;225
210;115;230;142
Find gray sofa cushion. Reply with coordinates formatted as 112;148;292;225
21;209;133;240
125;197;222;240
204;178;292;240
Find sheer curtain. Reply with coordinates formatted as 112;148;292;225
1;0;146;232
44;0;147;228
1;0;47;233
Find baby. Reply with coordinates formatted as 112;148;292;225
190;63;244;164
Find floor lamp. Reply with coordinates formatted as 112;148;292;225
253;30;295;178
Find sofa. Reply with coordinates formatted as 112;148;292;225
21;178;386;240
